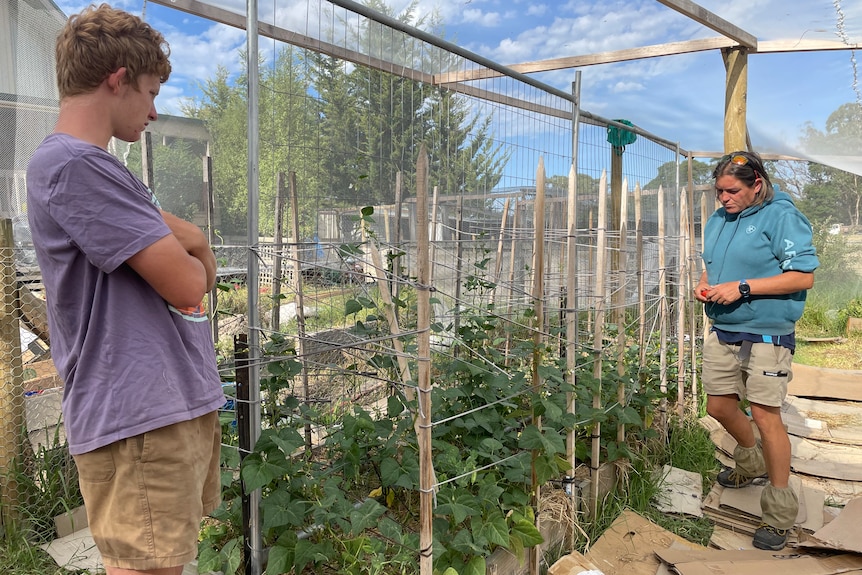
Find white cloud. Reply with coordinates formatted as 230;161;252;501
462;8;502;27
526;4;548;17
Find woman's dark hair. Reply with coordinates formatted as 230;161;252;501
712;150;774;205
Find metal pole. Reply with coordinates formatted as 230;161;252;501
245;0;262;572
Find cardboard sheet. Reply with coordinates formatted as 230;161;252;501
653;465;703;518
798;496;862;554
654;547;862;575
584;510;701;575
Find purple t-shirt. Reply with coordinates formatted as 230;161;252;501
26;133;225;455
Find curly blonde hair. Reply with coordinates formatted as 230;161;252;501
56;3;171;99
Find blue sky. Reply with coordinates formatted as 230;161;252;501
54;0;862;158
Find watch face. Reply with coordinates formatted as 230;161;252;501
739;281;751;296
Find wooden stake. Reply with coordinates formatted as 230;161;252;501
658;185;668;435
528;158;546;575
590;170;608;518
489;197;510;307
287;172;312;451
616;178;629;445
0;219;24;520
635;183;645;364
271;172;286;332
204;154;219;343
677;188;689;417
416;145;434;575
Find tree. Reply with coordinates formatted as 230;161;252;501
797;103;862;227
645;159;712;192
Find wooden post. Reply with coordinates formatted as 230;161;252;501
590;171;608;518
723;48;748;152
271;172;286;332
287;172;311;451
528;158;546;575
204;153;219;343
415;145;434;575
0;219;25;522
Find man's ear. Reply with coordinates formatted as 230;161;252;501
105;67;129;93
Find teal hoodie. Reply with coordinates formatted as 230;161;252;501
701;190;819;335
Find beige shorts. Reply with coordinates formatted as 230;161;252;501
701;330;793;407
73;411;222;570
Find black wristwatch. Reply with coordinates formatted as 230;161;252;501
738;279;751;299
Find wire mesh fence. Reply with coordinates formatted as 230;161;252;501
0;0;707;573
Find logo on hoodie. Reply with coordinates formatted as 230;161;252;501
746;225;757;234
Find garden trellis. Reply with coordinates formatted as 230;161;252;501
1;0;709;573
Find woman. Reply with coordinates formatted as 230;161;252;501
695;150;819;550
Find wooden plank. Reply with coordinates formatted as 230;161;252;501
435;37;737;83
788;363;862;402
783;395;862;445
655;0;757;49
757;39;862;53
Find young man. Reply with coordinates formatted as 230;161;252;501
26;5;225;574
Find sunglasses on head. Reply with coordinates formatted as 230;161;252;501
719;154;750;166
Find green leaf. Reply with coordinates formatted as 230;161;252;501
196;546;221;573
223;538;242;574
265;542;293;575
345;299;363;315
511;518;544;547
361;205;374;216
435;499;479;525
348;499;387;535
270;427;305;456
517;425;565;455
477;510;509;547
241;452;287;491
262;491;307;530
463;556;487;575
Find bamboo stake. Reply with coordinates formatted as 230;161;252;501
271;172;286;332
287;172;312;451
529;158;546;575
590;170;608;518
415;146;434;575
658;185;668;435
616;178;628;445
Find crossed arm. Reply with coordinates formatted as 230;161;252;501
126;211;216;309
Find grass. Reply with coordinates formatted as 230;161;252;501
0;522;88;575
795;332;862;370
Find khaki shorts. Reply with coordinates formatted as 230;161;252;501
702;330;793;407
73;411;222;570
